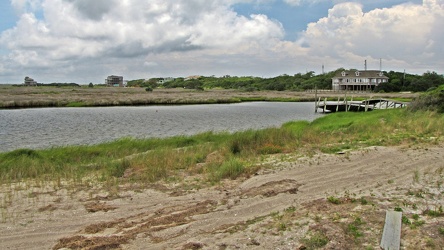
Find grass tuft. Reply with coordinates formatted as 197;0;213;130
209;157;245;182
300;231;329;249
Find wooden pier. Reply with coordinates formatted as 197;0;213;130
315;97;409;113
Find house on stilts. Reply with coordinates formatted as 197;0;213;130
332;70;388;91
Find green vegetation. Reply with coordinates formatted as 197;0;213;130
10;68;443;93
424;206;444;217
1;107;443;188
377;71;444;93
347;217;365;238
125;69;443;92
300;231;329;249
66;101;86;107
359;197;368;205
409;84;444;113
327;196;341;205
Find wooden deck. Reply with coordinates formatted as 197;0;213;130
315;98;409;113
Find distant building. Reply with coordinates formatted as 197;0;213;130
24;76;37;86
185;75;201;81
105;75;124;87
331;70;389;91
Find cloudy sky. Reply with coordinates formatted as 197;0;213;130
0;0;442;84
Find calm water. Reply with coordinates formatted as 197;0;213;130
0;102;322;152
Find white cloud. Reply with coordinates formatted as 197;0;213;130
11;0;42;14
299;0;444;71
0;0;287;82
0;0;443;83
283;0;302;6
283;0;327;6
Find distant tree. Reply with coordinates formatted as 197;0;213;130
88;82;94;88
183;79;203;89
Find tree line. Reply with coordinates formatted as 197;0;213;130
127;69;444;92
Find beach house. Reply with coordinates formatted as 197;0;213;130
332;70;388;91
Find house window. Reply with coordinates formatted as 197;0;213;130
355;71;360;76
341;71;346;77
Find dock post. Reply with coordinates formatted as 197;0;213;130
336;97;340;112
323;98;327;113
349;97;353;111
314;87;318;113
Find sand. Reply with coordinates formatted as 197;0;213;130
1;144;443;249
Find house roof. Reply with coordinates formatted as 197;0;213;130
333;70;388;79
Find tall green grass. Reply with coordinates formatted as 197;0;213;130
1;109;443;187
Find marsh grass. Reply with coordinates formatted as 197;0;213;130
306;109;444;148
0;86;418;109
1;108;443;191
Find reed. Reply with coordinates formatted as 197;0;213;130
0;86;418;109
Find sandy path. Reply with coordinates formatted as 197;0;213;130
1;144;443;249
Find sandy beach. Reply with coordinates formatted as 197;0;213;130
1;143;443;249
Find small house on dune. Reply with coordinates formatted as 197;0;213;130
24;76;37;86
332;70;388;91
105;75;124;87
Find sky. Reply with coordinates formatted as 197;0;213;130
0;0;442;84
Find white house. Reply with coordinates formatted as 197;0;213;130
332;70;389;91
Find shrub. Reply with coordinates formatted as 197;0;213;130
327;196;341;204
409;87;444;113
300;231;329;249
211;157;244;181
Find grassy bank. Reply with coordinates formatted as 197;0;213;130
1;108;442;188
0;86;418;109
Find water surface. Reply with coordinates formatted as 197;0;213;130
0;102;322;152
